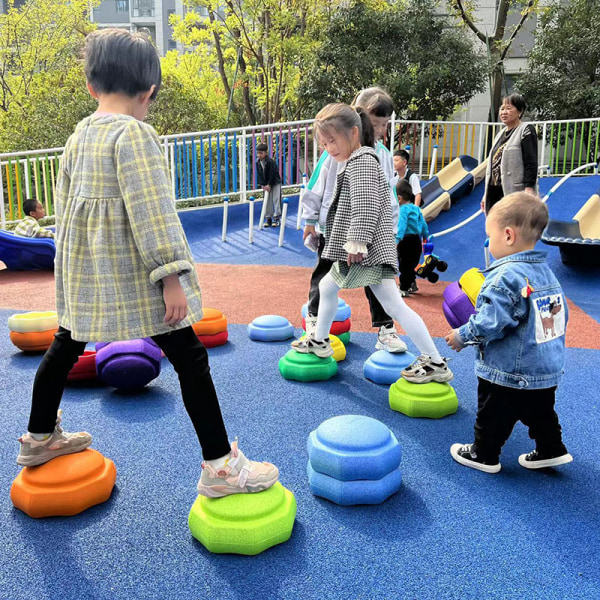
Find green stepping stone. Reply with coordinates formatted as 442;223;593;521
337;331;350;345
189;482;297;555
389;378;458;418
279;350;338;382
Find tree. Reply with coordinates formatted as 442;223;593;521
172;0;334;125
448;0;539;120
0;0;97;152
298;1;487;121
517;0;600;120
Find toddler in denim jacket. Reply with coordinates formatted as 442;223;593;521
445;192;572;474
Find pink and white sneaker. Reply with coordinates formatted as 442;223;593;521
197;441;279;498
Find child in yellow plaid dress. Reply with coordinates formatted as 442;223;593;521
16;29;279;499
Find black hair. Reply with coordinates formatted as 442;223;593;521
395;179;415;204
84;28;162;100
23;199;39;216
256;143;268;152
352;87;395;118
502;93;526;117
394;149;410;161
355;107;375;147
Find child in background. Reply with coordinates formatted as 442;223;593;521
301;86;406;353
393;149;422;208
14;199;55;239
293;103;452;385
256;142;282;227
446;192;572;473
395;179;429;297
16;29;279;499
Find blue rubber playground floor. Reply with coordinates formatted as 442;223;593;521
1;177;599;599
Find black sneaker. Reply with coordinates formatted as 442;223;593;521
450;443;501;474
518;449;573;470
272;218;280;228
409;282;419;294
264;218;272;228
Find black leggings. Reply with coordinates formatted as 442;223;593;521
27;326;231;460
307;233;394;328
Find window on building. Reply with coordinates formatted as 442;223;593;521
116;0;129;14
132;0;154;17
168;40;177;51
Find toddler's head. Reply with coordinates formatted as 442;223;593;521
352;87;394;141
395;179;414;205
314;103;374;162
23;199;45;221
84;28;161;117
486;192;548;259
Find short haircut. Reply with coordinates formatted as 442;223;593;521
488;192;548;243
394;149;409;161
395;179;415;203
23;199;38;216
314;103;374;148
84;28;162;100
502;93;526;117
352;87;394;118
256;143;268;152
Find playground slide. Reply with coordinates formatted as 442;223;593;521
542;191;600;265
0;229;55;270
421;156;487;222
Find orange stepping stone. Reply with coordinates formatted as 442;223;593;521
192;308;228;336
11;449;116;518
9;329;56;352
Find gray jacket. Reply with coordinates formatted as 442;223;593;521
322;146;398;269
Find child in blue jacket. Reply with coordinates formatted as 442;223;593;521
446;192;572;474
395;179;429;297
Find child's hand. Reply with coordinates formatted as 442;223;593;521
445;329;464;352
264;185;271;192
162;274;188;326
347;252;364;265
303;224;316;240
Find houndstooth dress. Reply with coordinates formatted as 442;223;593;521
322;146;399;288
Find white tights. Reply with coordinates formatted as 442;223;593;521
315;273;442;362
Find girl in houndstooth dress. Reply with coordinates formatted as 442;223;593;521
292;103;453;384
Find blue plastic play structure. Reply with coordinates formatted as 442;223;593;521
0;229;55;270
421;155;487;221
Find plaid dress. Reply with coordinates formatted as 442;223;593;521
54;114;203;342
323;146;398;289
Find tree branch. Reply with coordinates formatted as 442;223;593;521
500;0;535;61
450;0;487;44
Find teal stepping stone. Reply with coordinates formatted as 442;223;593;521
279;350;338;382
189;482;296;555
389;379;458;418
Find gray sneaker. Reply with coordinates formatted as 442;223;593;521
291;336;334;358
402;355;453;384
197;440;279;498
17;410;92;467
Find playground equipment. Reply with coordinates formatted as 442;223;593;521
421;156;487;222
247;315;295;342
415;239;447;284
192;308;229;347
363;350;416;385
389;379;458;419
189;482;297;555
307;415;402;505
278;350;338;382
0;229;55;270
8;310;58;352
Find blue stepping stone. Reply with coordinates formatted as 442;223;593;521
307;415;401;481
307;462;402;506
301;298;351;322
363;350;417;385
247;315;295;341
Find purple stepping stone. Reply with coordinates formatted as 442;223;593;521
442;281;476;329
95;338;161;390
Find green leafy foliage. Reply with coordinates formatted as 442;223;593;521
518;0;600;120
298;1;487;120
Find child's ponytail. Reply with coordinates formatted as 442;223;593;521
355;107;375;148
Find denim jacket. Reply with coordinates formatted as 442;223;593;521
458;250;567;390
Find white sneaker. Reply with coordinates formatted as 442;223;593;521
291;336;334;358
305;315;318;338
402;355;453;383
375;325;408;353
